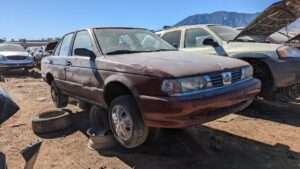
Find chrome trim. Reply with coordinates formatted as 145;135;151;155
204;75;213;87
241;67;246;80
173;78;253;97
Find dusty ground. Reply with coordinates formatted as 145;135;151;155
1;70;300;169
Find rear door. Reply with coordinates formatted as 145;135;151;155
180;28;220;55
66;30;103;103
50;33;74;91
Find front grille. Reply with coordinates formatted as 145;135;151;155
7;56;27;60
209;68;242;88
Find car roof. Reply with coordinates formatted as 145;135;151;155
65;26;148;35
156;24;220;33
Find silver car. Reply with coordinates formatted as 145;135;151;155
0;44;33;71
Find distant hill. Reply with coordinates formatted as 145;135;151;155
175;11;259;28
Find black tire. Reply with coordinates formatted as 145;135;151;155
109;95;148;148
32;109;72;134
51;81;68;108
90;106;110;135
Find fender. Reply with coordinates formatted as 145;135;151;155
103;74;140;98
230;52;271;60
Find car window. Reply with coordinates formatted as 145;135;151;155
162;31;181;48
185;28;214;48
53;41;62;56
72;31;93;56
58;33;74;56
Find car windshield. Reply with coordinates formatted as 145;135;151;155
209;25;261;43
0;44;25;52
94;28;176;55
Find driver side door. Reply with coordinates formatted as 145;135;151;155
66;30;103;103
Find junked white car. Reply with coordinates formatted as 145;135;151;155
0;44;33;71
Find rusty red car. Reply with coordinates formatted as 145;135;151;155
41;27;261;148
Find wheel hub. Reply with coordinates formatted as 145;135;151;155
111;105;133;141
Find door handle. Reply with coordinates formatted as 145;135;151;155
67;61;72;66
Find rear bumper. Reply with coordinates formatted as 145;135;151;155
266;57;300;87
137;78;261;128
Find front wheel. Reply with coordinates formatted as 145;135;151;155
109;95;148;148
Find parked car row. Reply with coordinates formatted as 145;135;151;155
0;0;298;149
40;0;300;149
0;41;59;71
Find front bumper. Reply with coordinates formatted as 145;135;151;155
0;61;33;71
137;78;261;128
266;57;300;87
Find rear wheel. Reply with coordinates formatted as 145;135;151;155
51;81;69;108
109;95;148;148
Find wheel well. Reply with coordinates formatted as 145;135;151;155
241;58;274;96
46;73;54;85
104;82;133;106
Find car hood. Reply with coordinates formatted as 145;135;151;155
235;0;300;40
0;51;29;57
99;51;249;78
224;42;282;59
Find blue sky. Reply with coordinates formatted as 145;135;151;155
0;0;279;40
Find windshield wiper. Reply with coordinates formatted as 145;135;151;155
105;50;146;55
228;39;257;43
153;49;177;52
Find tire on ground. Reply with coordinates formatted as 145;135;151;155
32;109;72;134
51;81;69;108
90;105;110;134
109;95;149;148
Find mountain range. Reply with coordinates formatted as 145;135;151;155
175;11;259;28
174;11;300;35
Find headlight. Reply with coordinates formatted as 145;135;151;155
162;76;211;96
161;79;181;96
241;66;253;80
277;46;300;58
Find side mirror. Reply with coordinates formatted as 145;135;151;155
171;43;178;48
203;38;219;47
74;48;96;58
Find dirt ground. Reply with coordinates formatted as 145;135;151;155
1;70;300;169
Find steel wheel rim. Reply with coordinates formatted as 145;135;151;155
111;105;133;141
